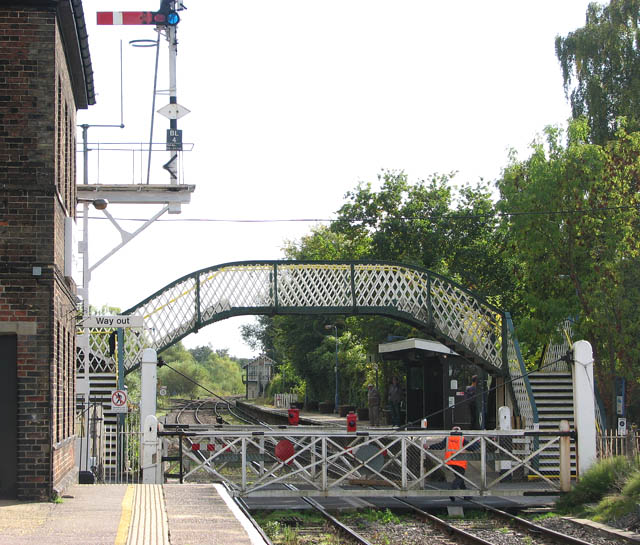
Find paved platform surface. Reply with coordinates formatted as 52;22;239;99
0;484;266;545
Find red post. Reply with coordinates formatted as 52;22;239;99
347;411;357;432
287;408;300;426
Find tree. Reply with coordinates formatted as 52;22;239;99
157;342;245;398
243;170;509;407
556;0;640;144
496;119;640;423
331;170;511;300
198;350;244;396
158;343;205;398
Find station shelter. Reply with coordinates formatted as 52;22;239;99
378;338;497;430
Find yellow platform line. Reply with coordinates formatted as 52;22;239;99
115;485;134;545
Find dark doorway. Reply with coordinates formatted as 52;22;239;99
406;364;424;425
0;335;17;498
423;357;445;429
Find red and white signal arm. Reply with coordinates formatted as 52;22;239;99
111;389;128;413
97;11;180;26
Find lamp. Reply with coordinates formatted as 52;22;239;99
325;324;339;413
77;198;109;210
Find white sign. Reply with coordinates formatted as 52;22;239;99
111;389;128;413
83;315;144;328
618;417;627;436
159;386;167;396
157;103;191;120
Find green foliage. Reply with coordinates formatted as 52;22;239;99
156;342;244;398
243;170;509;408
355;508;400;525
253;510;324;525
124;371;140;403
530;512;560;522
556;0;640;144
592;494;637;523
497;121;640;414
621;469;640;498
566;465;640;525
555;456;638;512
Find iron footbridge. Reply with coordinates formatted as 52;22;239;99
77;260;536;428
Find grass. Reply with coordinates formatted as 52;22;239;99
553;455;640;526
350;508;401;525
555;455;638;513
253;509;324;526
530;511;558;522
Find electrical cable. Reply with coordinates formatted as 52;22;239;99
84;203;640;224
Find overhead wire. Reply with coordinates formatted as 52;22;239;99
85;203;640;224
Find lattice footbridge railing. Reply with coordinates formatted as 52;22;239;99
78;260;537;428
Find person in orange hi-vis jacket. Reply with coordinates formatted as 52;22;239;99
425;426;478;501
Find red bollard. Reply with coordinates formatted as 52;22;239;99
347;411;357;432
287;407;300;426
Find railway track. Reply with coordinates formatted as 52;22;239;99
166;401;632;544
172;397;259;426
249;490;630;545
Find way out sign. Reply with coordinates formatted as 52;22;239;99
83;315;144;328
111;389;128;413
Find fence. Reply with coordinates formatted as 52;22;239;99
274;393;298;409
159;428;574;498
597;429;640;459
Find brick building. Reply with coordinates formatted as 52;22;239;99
0;0;94;500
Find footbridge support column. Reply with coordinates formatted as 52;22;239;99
572;340;597;476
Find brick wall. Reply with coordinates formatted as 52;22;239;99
0;4;80;500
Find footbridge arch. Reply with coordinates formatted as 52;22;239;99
84;260;535;427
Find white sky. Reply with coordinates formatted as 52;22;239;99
78;0;594;358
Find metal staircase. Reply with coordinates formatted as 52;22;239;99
527;321;577;476
528;370;576;475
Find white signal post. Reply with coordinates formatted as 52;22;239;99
97;1;189;196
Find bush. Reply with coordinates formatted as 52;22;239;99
592;494;637;523
555;456;638;512
621;470;640;499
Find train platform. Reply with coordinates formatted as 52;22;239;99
241;400;387;429
0;483;266;545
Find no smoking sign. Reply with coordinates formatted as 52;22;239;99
111;389;128;413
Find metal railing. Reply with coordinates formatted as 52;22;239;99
159;428;574;498
103;411;142;484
